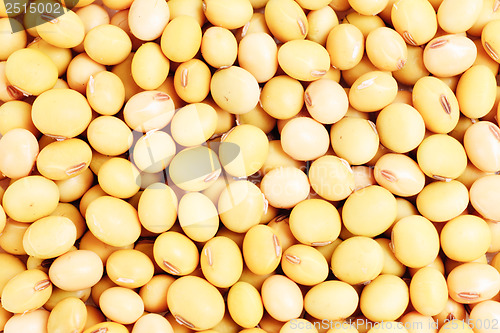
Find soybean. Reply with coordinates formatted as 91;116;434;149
360;274;409;322
440;215;491;262
238;32;278;83
227;282;264;328
84;24;132;65
167;276;225;331
179;192;219;242
447;262;500;304
391;0;437;46
5;48;58;96
47;297;87;333
331;236;384;285
260;166;310;209
342;185;397;237
470;175;500;221
218;180;264;233
423;34;477;77
409;267;448;317
366;27;407;71
416;180;469;223
278;39;330;81
200;236;243;288
326;24;364;70
375;103;426;153
463;121;500;173
128;0;170;41
348;71;398;112
1;269;52;314
153;231;199;276
264;0;308;42
391;215;440;268
280;117;329;161
210;66;260;115
304;280;359;321
242;225;282;275
261;274;303;322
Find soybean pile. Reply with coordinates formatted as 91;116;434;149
1;0;500;332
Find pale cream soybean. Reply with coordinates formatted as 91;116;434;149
106;249;154;288
5;48;58;96
153;231;199;276
0;128;39;179
84;24;132;66
348;71;398;112
365;27;407;71
306;6;339;45
308;155;355;201
437;0;483;33
174;59;212;104
423;34;477;77
160;16;202;63
391;215;440;268
330;117;379;165
304;78;348;124
242;225;282;275
167;276;225;330
304;280;359;321
289;199;341;246
416;180;469;223
238;32;278;83
203;0;253;30
482;19;500;64
22;216;77;259
264;0;308;42
281;244;329;286
330;236;384;285
178;192;219;242
202;26;238;69
48;250;103;291
360;274;409;322
128;0;170;41
326;23;364;70
218;180;265;233
463;121;500;173
210;66;260;115
31;88;92;138
36;138;92;181
470;175;500;221
2;176;59;223
280;117;329;162
409;267;448;317
375;103;426;153
412;76;460;134
456;65;497;119
1;269;52;314
416;134;468;180
47;297;87;333
261;274;303;322
373;153;426;197
391;0;437;46
260;166;310;209
227;282;264;328
260;75;304;120
131;42;170;90
85;196;141;247
99;287;144;325
342;185;397;237
277;39;330;81
447;262;500;304
200;236;243;288
132;131;176;173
